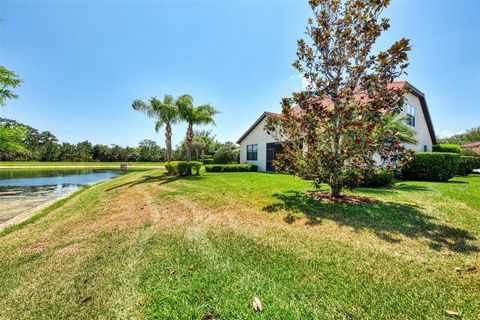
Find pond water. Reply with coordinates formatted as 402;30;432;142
0;168;134;229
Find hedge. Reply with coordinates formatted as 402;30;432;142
401;152;460;181
205;164;258;172
213;147;238;164
458;156;480;176
432;144;461;154
359;169;394;187
201;158;214;165
165;161;202;176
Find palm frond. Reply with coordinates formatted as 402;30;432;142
154;120;164;133
384;114;417;145
132;99;156;118
194;104;219;126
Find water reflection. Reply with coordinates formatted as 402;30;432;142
0;168;133;228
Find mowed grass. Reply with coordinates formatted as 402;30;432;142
0;171;479;319
0;161;164;167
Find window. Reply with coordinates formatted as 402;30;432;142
423;145;427;152
247;144;258;161
406;104;415;126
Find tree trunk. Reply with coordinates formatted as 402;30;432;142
329;182;342;198
186;122;193;162
165;123;172;162
329;101;343;198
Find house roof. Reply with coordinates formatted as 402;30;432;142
236;112;271;144
237;81;437;144
462;141;480;148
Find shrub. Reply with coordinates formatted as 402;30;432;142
165;161;203;176
205;164;258;172
401;152;460;181
360;169;394;187
213;147;238;164
189;161;202;175
432;144;461;154
458;156;480;176
201;158;214;164
461;148;479;157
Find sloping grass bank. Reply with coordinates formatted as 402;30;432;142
0;171;478;319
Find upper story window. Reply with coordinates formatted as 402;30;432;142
247;144;258;161
406;103;415;127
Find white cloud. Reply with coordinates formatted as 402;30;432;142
439;130;463;138
290;73;310;90
301;77;310;89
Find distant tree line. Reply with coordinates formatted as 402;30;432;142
0;118;237;162
0;65;26;155
438;126;480;145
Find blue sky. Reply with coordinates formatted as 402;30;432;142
1;0;479;147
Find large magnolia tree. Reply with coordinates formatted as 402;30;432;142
266;0;412;197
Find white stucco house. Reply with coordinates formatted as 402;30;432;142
237;81;436;172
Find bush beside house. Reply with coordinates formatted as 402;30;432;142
432;144;461;154
205;164;257;172
402;152;460;181
213;146;239;164
166;161;202;176
458;156;480;176
201;158;214;164
461;148;479;157
360;170;394;187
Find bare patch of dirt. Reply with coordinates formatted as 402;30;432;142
306;192;377;204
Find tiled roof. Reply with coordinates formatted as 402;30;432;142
237;81;436;144
462;141;480;148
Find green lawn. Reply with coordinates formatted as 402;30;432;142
0;171;479;319
0;161;164;167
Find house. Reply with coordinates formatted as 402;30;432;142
237;81;436;172
461;141;480;155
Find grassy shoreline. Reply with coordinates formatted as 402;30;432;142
0;170;478;319
0;186;91;236
0;161;164;168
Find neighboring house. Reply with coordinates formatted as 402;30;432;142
237;81;436;172
461;141;480;155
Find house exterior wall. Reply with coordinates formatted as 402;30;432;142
239;116;277;172
239;93;434;172
401;92;433;152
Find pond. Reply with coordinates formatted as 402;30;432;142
0;168;138;230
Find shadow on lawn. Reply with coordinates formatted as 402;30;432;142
263;190;478;253
106;173;205;191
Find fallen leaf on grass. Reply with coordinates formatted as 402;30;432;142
466;266;477;272
252;297;262;312
81;296;92;303
445;310;460;317
188;265;194;270
454;267;461;274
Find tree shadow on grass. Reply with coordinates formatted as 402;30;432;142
263;191;478;253
106;173;205;192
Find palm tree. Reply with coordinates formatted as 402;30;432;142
383;114;417;145
176;95;218;161
132;95;179;162
192;130;216;160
